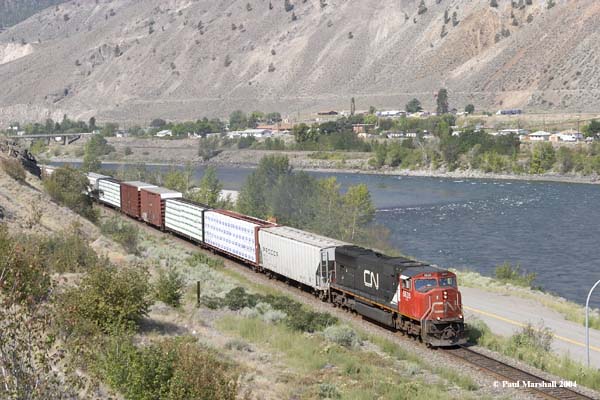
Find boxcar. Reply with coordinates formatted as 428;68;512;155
258;226;349;291
97;178;122;208
140;187;183;229
87;172;109;192
120;181;156;219
204;210;275;264
164;199;209;243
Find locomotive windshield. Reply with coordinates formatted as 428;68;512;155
440;277;457;287
415;278;438;292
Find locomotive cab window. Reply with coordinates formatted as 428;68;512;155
401;278;411;290
440;277;456;287
415;278;437;293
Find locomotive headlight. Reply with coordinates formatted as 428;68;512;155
436;317;441;321
443;291;448;299
459;314;463;319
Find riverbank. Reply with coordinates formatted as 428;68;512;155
46;152;600;186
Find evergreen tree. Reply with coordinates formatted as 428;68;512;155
436;88;449;114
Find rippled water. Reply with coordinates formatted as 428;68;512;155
52;162;600;307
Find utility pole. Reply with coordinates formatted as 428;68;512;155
586;279;600;367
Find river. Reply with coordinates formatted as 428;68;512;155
51;162;600;308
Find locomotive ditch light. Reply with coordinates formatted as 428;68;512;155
459;314;463;319
437;317;441;320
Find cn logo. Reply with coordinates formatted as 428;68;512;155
363;270;379;290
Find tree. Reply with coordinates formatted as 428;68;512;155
583;119;600;138
406;98;422;113
368;105;376;115
266;112;282;123
436;88;449;114
151;118;167;128
237;155;292;218
88;116;96;131
343;184;375;241
465;104;475;114
292;123;317;143
43;166;97;221
417;0;427;15
82;134;114;172
189;166;223;207
163;167;191;193
529;142;556;174
350;97;356;116
229;110;247;130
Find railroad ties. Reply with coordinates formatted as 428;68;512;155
445;346;593;400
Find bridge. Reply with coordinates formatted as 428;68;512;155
6;132;99;145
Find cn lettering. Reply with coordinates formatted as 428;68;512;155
363;270;379;290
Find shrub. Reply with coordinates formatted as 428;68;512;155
43;166;97;221
0;225;52;305
213;287;338;332
100;217;140;254
58;264;152;335
154;268;185;307
41;226;98;273
225;339;251;352
1;158;26;182
96;336;238;400
495;262;537;288
324;325;361;348
319;383;340;399
124;146;133;156
186;252;224;269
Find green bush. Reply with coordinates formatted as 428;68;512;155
154;268;185;307
100;217;139;254
1;158;26;182
41;230;98;273
0;225;52;305
318;383;341;399
186;252;224;269
324;325;361;348
43;166;98;221
96;336;238;400
124;146;133;156
58;264;152;335
495;262;537;288
215;287;337;333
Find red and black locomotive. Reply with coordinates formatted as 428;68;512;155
331;246;466;346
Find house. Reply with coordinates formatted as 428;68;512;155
256;123;294;132
155;129;173;137
498;128;528;136
227;129;271;139
496;109;523;115
555;130;584;142
377;110;405;118
528;131;552;142
352;124;375;134
317;110;339;116
387;132;404;139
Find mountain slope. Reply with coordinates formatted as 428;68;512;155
0;0;65;28
0;0;599;124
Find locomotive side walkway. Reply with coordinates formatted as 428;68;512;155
461;286;600;369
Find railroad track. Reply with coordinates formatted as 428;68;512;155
444;346;595;400
97;205;599;400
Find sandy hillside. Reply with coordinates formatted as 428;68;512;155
0;0;599;125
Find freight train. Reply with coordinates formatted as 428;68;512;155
87;172;466;346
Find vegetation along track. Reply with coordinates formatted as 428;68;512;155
444;346;594;400
98;204;598;400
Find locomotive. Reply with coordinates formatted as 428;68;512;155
85;172;466;346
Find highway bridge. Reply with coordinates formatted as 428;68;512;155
5;132;98;145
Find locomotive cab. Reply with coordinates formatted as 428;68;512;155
400;270;466;346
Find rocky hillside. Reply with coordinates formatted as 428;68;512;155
0;0;599;124
0;0;65;28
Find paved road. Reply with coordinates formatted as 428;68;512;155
461;286;600;369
